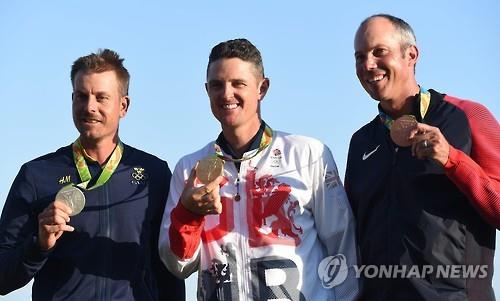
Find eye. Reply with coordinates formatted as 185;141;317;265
96;94;109;102
373;48;388;57
73;92;87;102
208;81;222;90
354;53;365;63
232;80;246;88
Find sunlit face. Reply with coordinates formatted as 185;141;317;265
72;70;128;145
354;17;417;105
205;58;268;131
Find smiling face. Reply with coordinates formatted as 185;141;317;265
205;57;269;133
72;70;128;146
354;16;418;110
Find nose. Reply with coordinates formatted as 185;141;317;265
363;54;377;70
83;96;98;113
222;83;234;100
75;95;97;114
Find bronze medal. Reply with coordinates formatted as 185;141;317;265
390;115;418;147
56;185;86;216
196;156;224;184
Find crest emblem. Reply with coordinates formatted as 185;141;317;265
270;148;282;168
131;167;148;184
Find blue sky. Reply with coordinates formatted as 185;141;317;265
1;1;498;299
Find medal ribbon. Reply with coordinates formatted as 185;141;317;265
72;138;124;190
378;86;430;129
214;124;273;162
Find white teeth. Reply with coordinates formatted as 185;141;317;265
223;104;238;109
368;75;385;83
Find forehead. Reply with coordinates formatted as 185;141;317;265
73;70;120;89
207;58;260;81
354;17;399;51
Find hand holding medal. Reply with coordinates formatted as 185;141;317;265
390;115;418;147
180;156;225;216
390;115;450;165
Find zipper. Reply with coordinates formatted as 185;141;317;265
97;184;111;301
392;147;399;166
235;163;250;300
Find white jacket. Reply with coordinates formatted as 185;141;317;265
159;130;359;300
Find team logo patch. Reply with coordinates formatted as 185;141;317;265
131;167;148;185
270;148;282;168
325;169;340;189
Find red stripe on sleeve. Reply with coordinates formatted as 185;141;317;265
169;201;205;259
443;95;500;228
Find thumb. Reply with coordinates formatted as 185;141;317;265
185;163;198;189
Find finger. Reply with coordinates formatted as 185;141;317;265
414;122;435;134
187;164;199;188
411;126;435;154
204;175;224;193
53;200;73;217
212;199;223;215
41;223;75;234
39;207;71;224
41;201;72;220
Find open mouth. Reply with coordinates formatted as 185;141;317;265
222;103;239;110
82;118;100;124
367;74;386;84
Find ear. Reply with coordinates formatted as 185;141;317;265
258;78;270;101
119;95;129;118
406;45;419;67
205;82;209;94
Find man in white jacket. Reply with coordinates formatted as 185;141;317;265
159;38;359;300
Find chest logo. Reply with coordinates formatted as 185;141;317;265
362;145;380;161
58;175;71;185
131;167;148;185
270;148;282;167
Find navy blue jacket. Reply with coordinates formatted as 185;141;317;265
0;143;185;300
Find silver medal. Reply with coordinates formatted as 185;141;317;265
55;185;86;216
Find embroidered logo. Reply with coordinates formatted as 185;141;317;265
362;145;380;161
58;175;71;185
270;148;282;168
131;167;148;185
325;170;341;189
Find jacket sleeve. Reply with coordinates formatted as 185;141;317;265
151;161;185;301
443;99;500;229
313;145;359;301
158;159;204;279
0;164;50;295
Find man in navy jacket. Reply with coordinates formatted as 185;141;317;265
0;49;185;300
346;14;499;300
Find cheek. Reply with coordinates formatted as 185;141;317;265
355;65;364;78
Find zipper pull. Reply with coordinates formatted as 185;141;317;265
234;177;240;201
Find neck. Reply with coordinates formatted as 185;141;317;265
79;135;119;165
222;120;261;158
381;82;420;119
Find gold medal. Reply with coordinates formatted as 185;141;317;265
196;156;224;184
390;115;418;147
56;185;86;216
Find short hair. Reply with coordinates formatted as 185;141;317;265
207;38;265;78
361;14;417;53
70;49;130;96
